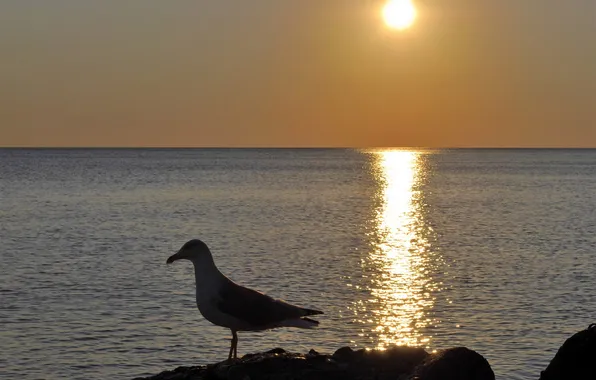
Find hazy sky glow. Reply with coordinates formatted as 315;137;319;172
1;0;595;147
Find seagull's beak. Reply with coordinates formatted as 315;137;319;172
166;250;183;264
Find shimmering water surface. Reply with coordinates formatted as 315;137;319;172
1;149;595;380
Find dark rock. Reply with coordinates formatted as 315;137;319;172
265;348;287;355
136;345;429;380
410;347;495;380
540;323;596;380
331;346;354;362
306;349;320;357
132;365;208;380
335;346;429;377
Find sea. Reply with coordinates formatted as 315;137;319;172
1;148;595;380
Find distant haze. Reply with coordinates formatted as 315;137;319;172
1;0;595;147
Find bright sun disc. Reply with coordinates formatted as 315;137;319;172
383;0;417;30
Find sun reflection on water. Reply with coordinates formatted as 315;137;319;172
359;149;439;349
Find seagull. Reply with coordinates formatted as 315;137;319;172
166;239;323;360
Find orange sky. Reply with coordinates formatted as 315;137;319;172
1;0;595;147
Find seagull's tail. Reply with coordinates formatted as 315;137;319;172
279;317;320;329
302;308;324;316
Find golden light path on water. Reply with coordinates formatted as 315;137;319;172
360;150;439;350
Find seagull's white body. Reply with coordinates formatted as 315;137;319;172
192;260;317;331
192;261;247;330
166;239;323;359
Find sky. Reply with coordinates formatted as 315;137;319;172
1;0;595;147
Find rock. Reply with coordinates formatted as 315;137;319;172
409;347;495;380
135;345;428;380
132;365;207;380
331;346;354;362
333;346;429;378
540;323;596;380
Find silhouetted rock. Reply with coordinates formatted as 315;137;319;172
540;324;596;380
133;346;429;380
133;326;596;379
409;347;494;380
332;345;429;377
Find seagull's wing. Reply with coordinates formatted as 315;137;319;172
216;279;321;328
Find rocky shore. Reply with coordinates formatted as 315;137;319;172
134;324;595;380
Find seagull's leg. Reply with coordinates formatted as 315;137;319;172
228;330;234;360
228;329;239;360
232;330;238;359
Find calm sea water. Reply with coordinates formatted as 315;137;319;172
1;148;595;380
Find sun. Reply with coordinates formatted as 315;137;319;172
382;0;417;30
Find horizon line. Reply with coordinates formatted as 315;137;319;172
1;146;596;150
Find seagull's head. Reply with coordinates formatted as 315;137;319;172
166;239;212;264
